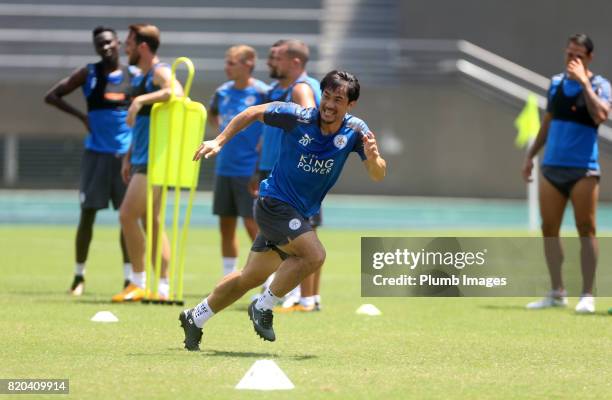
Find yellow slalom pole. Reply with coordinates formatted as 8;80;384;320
176;159;201;304
168;112;185;302
144;111;156;301
147;56;204;305
168;57;195;304
151;89;178;302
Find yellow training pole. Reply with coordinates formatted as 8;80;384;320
151;98;176;301
168;58;194;303
144;108;156;301
147;56;205;305
175;163;201;303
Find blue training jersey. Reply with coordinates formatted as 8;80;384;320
82;63;137;154
209;79;270;176
259;102;368;218
259;73;321;171
130;63;167;165
543;72;611;170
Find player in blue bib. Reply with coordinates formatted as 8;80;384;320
209;45;270;277
522;34;610;313
45;26;136;296
180;70;387;350
112;24;184;303
259;40;322;175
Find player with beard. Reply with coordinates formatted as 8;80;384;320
180;70;386;350
111;24;183;302
45;26;137;295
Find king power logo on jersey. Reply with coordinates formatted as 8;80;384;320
297;154;334;175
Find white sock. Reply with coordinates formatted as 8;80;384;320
314;294;321;304
262;273;275;292
222;257;237;276
256;288;280;311
300;296;315;307
75;263;85;276
158;277;169;297
123;263;132;281
192;298;215;328
132;271;146;289
286;285;301;300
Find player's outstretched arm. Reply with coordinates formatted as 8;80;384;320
193;103;269;161
362;132;386;182
44;67;89;131
126;65;184;127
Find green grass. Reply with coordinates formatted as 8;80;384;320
1;226;611;399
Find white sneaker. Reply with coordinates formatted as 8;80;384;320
526;290;568;309
575;295;595;314
281;295;300;308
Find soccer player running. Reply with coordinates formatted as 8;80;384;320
209;45;269;277
522;34;610;313
259;39;324;312
112;24;183;302
44;26;136;295
180;70;386;350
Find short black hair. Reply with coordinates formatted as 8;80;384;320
320;70;360;102
92;26;116;40
568;33;594;54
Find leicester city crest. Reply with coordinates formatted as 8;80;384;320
333;134;348;150
244;95;256;106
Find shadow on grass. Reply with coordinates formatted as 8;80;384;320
126;349;317;361
202;349;317;360
481;304;612;317
479;304;532;311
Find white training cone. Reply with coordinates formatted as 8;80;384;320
356;304;381;316
235;360;294;390
90;311;119;323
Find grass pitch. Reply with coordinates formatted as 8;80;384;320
1;225;611;399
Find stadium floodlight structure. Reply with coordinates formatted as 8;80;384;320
144;57;207;305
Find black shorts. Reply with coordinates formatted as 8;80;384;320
541;166;600;197
258;169;271;182
80;150;126;210
308;209;322;228
213;175;256;218
131;164;147;175
251;196;313;255
257;169;322;227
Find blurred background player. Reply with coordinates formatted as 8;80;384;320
523;34;610;313
258;39;324;312
209;45;269;277
182;70;386;349
112;24;183;302
44;26;136;296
